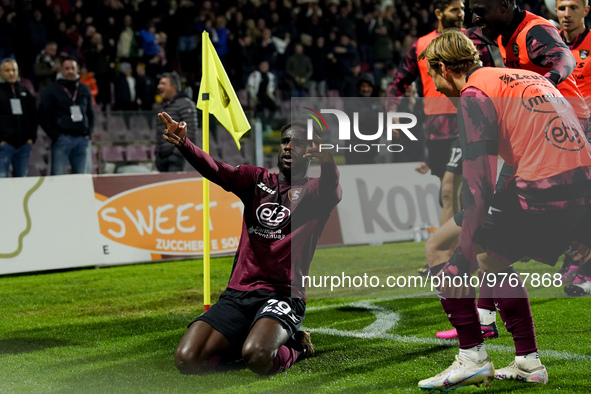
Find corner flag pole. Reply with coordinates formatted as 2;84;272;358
202;31;211;311
197;30;250;311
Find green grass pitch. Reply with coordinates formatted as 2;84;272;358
1;241;590;393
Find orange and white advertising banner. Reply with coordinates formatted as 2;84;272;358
94;173;243;266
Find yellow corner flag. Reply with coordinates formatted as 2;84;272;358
197;31;251;149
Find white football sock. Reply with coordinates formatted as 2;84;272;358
478;308;496;326
459;343;488;364
515;352;543;371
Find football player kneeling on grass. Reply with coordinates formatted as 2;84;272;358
159;112;341;375
417;29;591;391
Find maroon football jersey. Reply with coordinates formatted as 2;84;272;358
179;138;342;298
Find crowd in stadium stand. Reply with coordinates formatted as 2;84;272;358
2;0;556;104
0;0;567;177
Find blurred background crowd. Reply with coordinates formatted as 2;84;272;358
0;0;564;175
4;0;558;99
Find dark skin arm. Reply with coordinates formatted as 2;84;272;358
160;110;333;165
159;111;188;145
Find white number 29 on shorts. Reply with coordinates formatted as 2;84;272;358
262;299;292;315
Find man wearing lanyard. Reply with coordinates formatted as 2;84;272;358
0;58;37;177
39;56;94;175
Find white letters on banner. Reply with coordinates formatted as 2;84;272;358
336;163;442;245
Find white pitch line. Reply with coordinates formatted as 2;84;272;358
303;299;591;362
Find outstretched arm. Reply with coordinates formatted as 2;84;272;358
158;112;249;191
386;42;420;111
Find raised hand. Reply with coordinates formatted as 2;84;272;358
158;111;187;146
303;132;333;164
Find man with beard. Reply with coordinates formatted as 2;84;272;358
387;0;494;229
158;112;341;375
38;56;94;175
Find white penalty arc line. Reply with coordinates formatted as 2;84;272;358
304;299;591;362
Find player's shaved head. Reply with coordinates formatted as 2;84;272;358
281;120;306;136
470;0;517;41
470;0;515;9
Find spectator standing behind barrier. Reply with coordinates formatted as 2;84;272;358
33;41;59;94
79;64;98;105
247;61;277;133
139;22;159;65
0;59;37;177
309;36;328;97
86;32;115;113
38;57;94;175
344;74;380;165
113;62;137;130
117;14;139;65
154;72;198;172
340;62;362;98
135;63;156;130
135;63;155;111
286;43;313;98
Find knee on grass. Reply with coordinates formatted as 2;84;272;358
242;344;275;375
174;347;221;374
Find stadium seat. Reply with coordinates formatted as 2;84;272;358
147;144;155;160
100;145;126;162
125;145;151;162
105;114;128;141
129;114;154;141
92;125;109;141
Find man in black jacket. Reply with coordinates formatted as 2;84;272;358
0;58;37;177
154;72;198;172
39;56;94;175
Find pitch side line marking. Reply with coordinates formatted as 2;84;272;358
304;299;591;361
